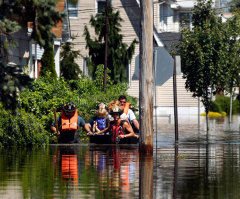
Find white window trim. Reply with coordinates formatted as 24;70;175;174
68;0;78;18
95;0;112;14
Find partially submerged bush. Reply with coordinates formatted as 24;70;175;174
210;95;240;115
0;106;49;147
16;67;138;146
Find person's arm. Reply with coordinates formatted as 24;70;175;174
84;123;93;135
128;109;139;131
94;126;110;135
51;117;60;136
79;116;93;135
118;122;135;139
132;119;139;131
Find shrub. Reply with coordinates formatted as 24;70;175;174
40;45;57;80
0;106;49;147
17;67;138;145
209;100;222;113
211;95;240;115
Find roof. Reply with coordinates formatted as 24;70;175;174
157;32;181;53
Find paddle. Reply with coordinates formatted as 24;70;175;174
53;107;60;141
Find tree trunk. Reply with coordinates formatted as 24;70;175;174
139;0;154;154
229;87;233;123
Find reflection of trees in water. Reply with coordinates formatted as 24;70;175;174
154;144;240;198
0;145;139;198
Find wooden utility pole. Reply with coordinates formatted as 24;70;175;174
104;0;109;93
139;0;154;154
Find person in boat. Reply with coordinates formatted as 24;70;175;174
51;102;92;143
118;95;139;133
109;104;137;143
86;103;110;135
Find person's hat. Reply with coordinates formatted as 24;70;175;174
110;105;123;115
63;102;76;113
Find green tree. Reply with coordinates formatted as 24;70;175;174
60;37;81;80
40;45;57;80
83;3;138;83
178;0;229;129
0;0;65;110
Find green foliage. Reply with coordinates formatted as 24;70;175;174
40;46;57;80
0;0;64;110
60;37;82;80
0;105;49;147
0;63;32;111
83;3;138;83
224;13;240;94
209;100;222;113
210;95;240;114
17;67;136;145
178;0;229;114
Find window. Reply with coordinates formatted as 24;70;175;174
159;3;168;31
179;12;192;30
67;0;78;18
97;0;106;13
96;0;112;14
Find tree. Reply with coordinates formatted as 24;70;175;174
178;0;229;130
60;37;81;80
0;0;65;110
83;3;138;83
224;14;240;122
40;45;57;81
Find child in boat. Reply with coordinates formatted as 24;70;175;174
92;107;109;135
86;103;110;135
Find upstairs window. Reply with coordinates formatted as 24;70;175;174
68;0;78;18
159;3;168;31
179;12;192;30
97;0;106;13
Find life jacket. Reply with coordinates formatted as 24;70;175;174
61;110;78;131
111;120;126;143
120;102;131;115
96;117;106;130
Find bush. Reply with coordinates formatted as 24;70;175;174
17;67;138;145
40;46;57;81
209;100;222;112
0;106;49;147
211;95;240;115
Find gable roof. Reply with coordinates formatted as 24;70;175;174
157;32;181;53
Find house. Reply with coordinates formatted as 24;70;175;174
68;0;231;116
7;0;70;79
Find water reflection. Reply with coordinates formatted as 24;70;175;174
0;145;140;199
1;116;240;198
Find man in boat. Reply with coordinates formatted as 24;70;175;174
109;104;137;144
51;102;92;143
118;95;139;133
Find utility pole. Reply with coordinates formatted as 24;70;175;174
139;0;154;154
173;56;178;142
104;0;109;93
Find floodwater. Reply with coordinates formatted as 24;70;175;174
1;115;240;199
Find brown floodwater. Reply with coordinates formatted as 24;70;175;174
1;115;240;198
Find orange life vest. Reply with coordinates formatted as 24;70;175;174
61;110;78;131
120;102;131;115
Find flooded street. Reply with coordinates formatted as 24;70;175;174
1;115;240;198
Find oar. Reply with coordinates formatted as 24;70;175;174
53;107;60;141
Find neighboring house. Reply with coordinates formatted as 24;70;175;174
7;0;70;79
68;0;230;116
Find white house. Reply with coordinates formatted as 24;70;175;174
67;0;231;116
